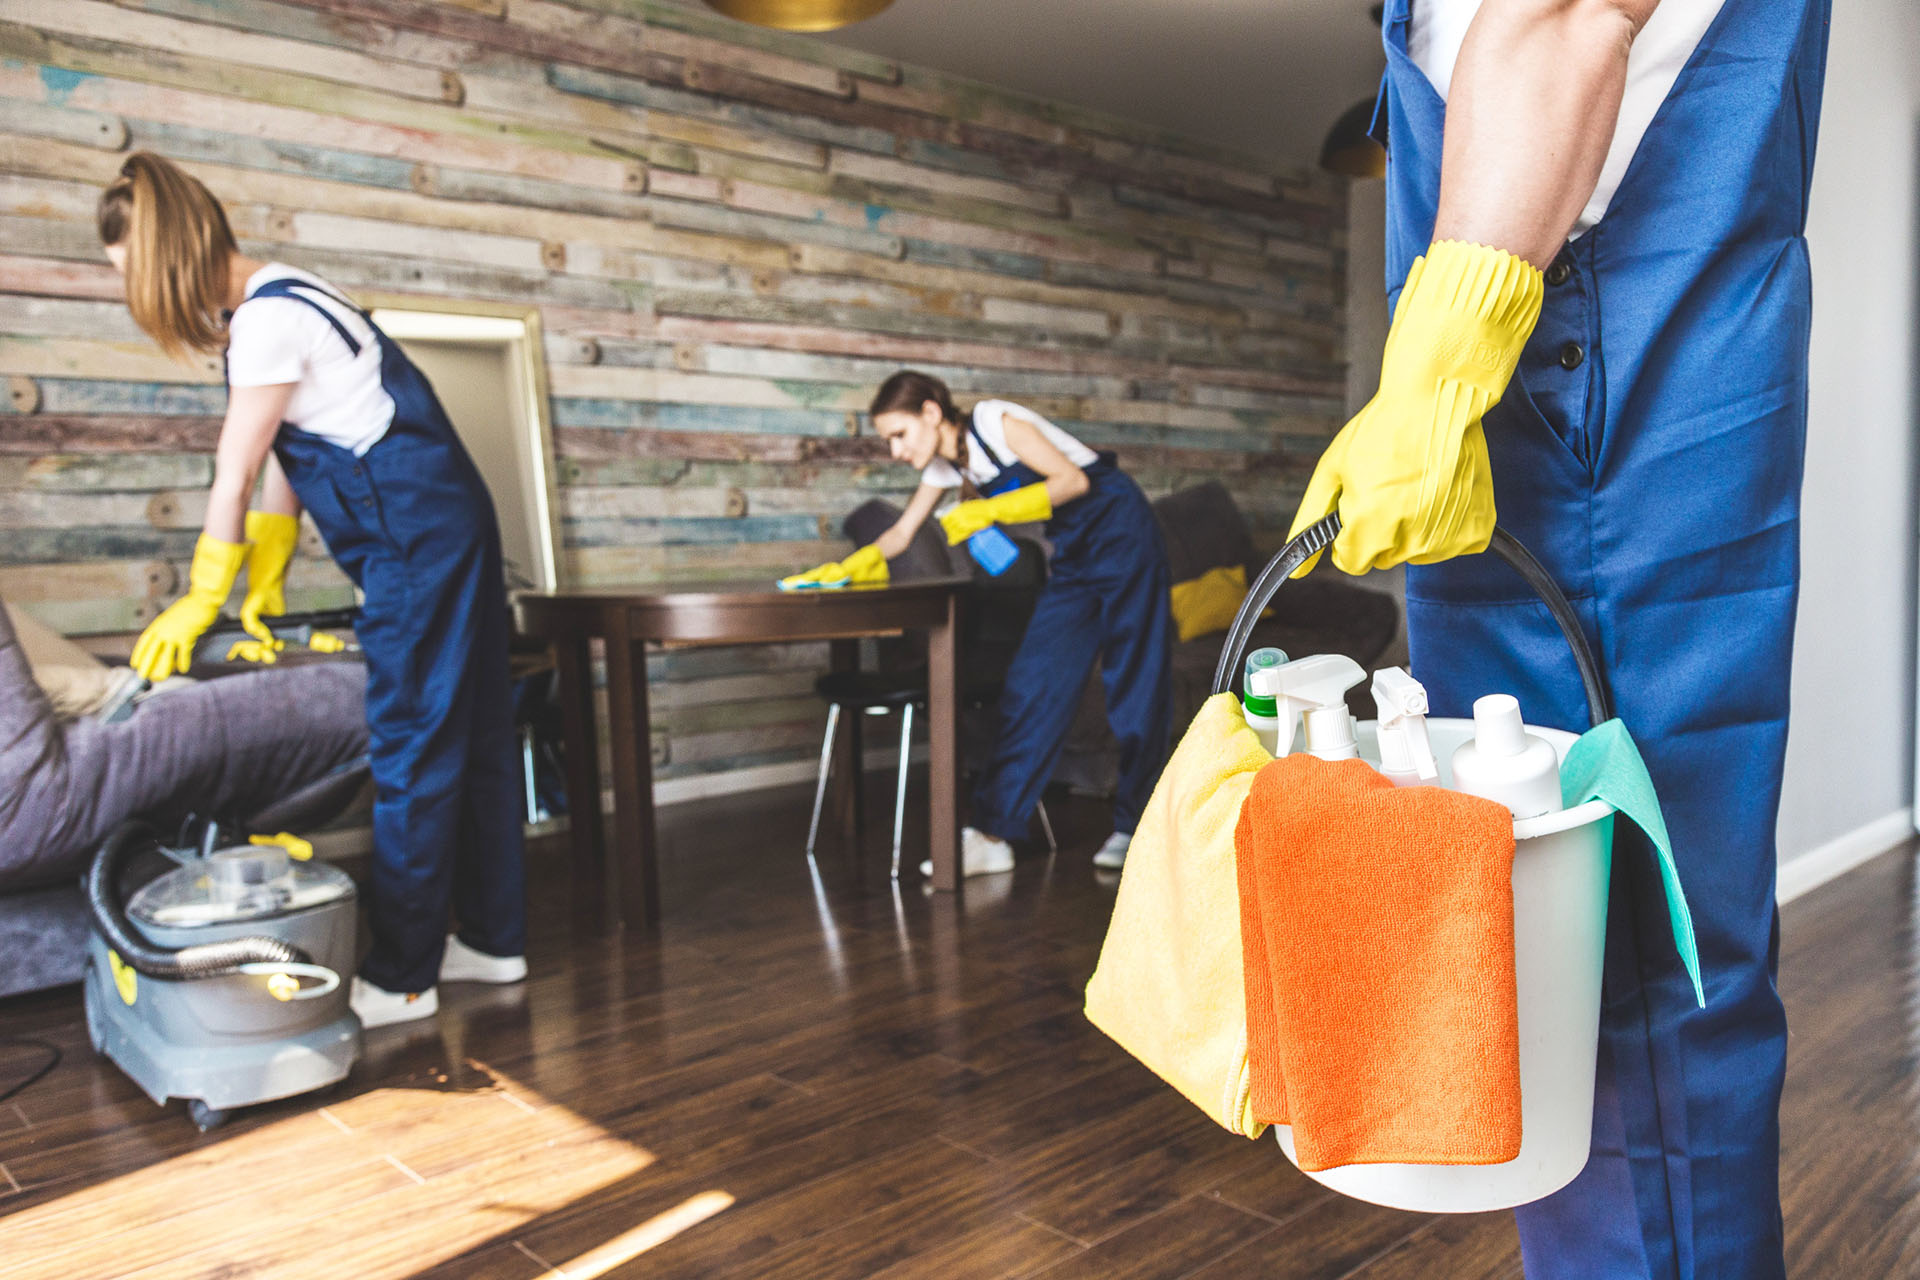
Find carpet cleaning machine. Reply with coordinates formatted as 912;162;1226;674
82;610;370;1132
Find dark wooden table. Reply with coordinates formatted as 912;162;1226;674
515;579;969;930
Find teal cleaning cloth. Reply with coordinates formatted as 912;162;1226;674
1560;719;1706;1008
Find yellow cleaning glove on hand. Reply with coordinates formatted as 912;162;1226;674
239;510;301;653
1288;241;1544;576
779;543;890;590
938;482;1052;545
132;532;248;681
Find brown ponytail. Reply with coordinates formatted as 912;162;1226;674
97;152;238;359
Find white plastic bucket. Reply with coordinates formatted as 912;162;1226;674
1272;717;1615;1213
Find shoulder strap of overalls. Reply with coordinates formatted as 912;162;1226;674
241;277;368;358
964;406;1013;480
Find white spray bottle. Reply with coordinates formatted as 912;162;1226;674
1450;693;1563;819
1371;667;1438;786
1266;654;1367;761
1240;647;1289;756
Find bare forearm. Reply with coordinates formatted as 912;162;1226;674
207;383;296;544
1042;471;1088;508
1433;0;1659;267
204;463;258;545
876;483;943;558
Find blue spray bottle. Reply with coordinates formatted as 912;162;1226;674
967;525;1020;576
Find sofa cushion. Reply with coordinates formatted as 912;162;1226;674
1170;564;1254;644
1152;480;1256;584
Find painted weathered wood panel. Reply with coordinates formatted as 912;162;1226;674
0;0;1347;782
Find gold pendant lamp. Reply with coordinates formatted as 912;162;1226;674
703;0;893;31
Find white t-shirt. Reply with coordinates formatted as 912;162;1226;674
225;264;394;456
920;399;1098;490
1407;0;1726;236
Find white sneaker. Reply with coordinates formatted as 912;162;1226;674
350;977;438;1029
438;934;528;985
1092;831;1131;870
919;827;1017;880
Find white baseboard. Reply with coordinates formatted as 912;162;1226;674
1777;808;1914;905
652;744;925;808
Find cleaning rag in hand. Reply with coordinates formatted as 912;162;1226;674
1085;692;1272;1138
1236;756;1521;1170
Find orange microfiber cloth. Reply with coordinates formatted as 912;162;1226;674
1235;755;1521;1171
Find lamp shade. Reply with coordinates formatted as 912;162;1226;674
1319;97;1386;179
703;0;893;31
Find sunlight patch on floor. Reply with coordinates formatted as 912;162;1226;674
0;1061;658;1280
516;1190;737;1279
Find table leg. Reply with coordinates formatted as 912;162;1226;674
927;592;961;893
603;622;660;931
553;635;606;928
828;638;864;845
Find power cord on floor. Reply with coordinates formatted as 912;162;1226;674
0;1037;61;1104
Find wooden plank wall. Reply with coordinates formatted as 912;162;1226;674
0;0;1349;783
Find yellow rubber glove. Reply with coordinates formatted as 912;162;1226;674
131;533;248;681
778;543;889;590
225;639;279;665
938;482;1053;546
1288;241;1544;576
240;510;300;649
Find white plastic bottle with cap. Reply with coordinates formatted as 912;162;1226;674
1450;694;1563;819
1241;647;1289;756
1371;667;1438;786
1265;653;1367;761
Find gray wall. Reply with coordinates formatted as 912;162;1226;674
1345;181;1389;416
1783;0;1920;863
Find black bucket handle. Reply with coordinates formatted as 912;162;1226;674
1210;515;1613;730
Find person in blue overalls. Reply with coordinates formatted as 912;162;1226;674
784;371;1174;877
1288;2;1828;1275
99;153;528;1029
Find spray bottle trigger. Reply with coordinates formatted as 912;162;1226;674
1371;667;1439;781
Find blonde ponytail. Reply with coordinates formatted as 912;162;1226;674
97;152;238;359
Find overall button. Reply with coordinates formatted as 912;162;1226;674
1559;342;1585;371
361;498;374;509
1545;259;1572;287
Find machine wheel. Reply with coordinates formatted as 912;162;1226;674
187;1099;230;1133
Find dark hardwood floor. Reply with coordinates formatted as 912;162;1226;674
0;774;1914;1278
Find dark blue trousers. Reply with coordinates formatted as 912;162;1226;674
972;461;1174;842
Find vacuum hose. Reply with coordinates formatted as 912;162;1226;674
87;822;316;980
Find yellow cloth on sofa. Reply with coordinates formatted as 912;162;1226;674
1168;564;1274;644
1085;691;1271;1137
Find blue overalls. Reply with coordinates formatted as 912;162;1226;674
1377;0;1829;1274
237;279;527;995
963;417;1174;842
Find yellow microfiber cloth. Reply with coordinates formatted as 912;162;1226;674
1236;755;1521;1171
1085;692;1271;1138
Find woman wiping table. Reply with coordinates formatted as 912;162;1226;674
784;371;1175;876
